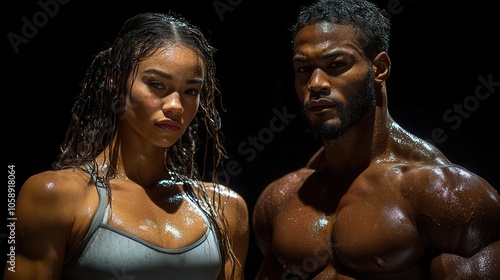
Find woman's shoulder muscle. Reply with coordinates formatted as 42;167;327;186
19;169;89;219
17;168;96;241
19;168;91;217
202;181;249;277
203;181;248;224
12;168;95;279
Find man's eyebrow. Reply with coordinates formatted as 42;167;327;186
293;50;346;62
143;68;204;84
320;50;345;59
293;55;308;63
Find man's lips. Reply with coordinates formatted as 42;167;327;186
307;99;336;113
155;120;181;131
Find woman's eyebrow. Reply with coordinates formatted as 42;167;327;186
143;68;204;84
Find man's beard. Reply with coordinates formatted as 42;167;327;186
303;70;376;141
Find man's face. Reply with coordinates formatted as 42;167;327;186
292;22;376;140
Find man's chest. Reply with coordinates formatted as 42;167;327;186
270;191;425;277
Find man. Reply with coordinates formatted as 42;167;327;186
252;0;500;279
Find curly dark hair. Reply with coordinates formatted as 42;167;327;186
290;0;391;59
53;12;235;279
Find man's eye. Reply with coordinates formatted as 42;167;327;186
297;66;310;73
330;61;346;68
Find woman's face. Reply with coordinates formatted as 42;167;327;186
120;44;203;148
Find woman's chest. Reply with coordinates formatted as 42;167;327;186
98;185;210;250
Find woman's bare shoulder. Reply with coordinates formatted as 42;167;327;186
201;181;248;226
202;181;247;208
20;168;89;197
18;168;93;222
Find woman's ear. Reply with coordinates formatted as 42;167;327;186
106;75;116;92
372;52;391;83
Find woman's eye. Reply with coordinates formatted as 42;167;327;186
185;89;200;96
149;81;164;89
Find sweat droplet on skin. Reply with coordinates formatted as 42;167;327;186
164;223;182;239
374;257;385;268
166;193;183;205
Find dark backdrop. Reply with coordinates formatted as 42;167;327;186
4;0;498;278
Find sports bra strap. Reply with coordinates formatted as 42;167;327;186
84;163;111;225
63;163;111;273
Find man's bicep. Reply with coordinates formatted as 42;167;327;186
430;241;500;280
252;189;274;256
252;191;287;279
407;167;500;253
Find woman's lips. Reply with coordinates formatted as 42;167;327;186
155;120;181;131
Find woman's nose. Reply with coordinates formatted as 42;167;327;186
162;92;184;115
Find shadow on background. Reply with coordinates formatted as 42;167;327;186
4;0;498;278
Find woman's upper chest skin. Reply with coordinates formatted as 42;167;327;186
106;180;209;249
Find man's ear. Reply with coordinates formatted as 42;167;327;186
372;52;391;83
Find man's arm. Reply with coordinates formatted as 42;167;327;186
407;166;500;279
252;183;287;280
431;241;500;279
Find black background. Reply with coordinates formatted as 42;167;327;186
4;0;499;278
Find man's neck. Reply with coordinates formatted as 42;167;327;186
322;105;392;177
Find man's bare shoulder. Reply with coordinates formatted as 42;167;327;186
365;161;496;197
387;162;500;253
256;167;314;207
378;162;500;226
393;163;497;197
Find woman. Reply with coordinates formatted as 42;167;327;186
7;12;249;280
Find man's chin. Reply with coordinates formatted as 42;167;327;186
306;128;341;141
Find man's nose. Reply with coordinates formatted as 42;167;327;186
308;68;330;99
